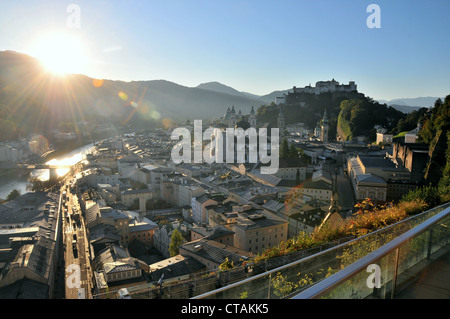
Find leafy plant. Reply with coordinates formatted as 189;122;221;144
219;257;235;271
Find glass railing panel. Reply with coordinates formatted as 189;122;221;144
429;215;450;255
195;203;450;299
394;215;450;298
295;210;450;299
317;248;398;299
392;230;430;296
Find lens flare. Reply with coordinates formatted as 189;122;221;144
93;79;104;87
162;118;175;129
151;110;161;120
28;135;49;154
118;91;128;101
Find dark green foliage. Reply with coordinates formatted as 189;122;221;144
401;184;441;207
279;138;289;159
396;107;428;134
169;228;184;257
288;143;298;159
338;98;404;142
418;96;450;144
402;95;450;204
6;189;20;202
257;91;405;144
280;138;300;159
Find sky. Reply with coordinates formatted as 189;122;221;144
0;0;449;101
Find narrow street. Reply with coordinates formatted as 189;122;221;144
335;166;355;213
61;170;94;299
329;160;355;217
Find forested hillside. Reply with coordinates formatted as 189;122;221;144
337;98;404;141
402;95;450;205
256;91;406;143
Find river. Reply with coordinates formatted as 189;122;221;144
0;143;96;200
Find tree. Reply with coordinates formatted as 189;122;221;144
295;169;301;185
169;228;184;257
28;177;58;192
280;137;289;159
401;184;441;207
6;189;21;202
288;143;298;159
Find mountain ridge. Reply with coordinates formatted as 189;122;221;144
378;96;442;108
0;50;441;142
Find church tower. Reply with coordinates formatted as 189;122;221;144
321;109;329;143
249;106;257;128
228;105;237;127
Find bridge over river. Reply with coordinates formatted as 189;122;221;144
13;163;74;180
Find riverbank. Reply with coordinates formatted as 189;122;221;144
0;141;96;200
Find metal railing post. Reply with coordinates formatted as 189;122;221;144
426;229;433;261
390;247;400;299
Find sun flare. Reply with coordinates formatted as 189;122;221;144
31;31;88;75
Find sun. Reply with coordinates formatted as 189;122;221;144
31;31;88;75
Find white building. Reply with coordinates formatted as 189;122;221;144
376;128;393;145
291;79;357;95
153;226;172;259
121;188;155;211
178;181;205;208
191;194;218;225
76;169;120;188
0;144;24;163
347;156;388;202
404;125;420;144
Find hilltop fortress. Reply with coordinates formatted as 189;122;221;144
292;79;357;95
276;79;361;105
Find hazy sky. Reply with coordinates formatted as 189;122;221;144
1;0;449;101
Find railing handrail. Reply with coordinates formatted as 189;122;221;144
193;202;450;299
291;203;450;299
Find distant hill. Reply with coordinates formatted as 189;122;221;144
0;51;269;141
196;81;288;104
259;89;292;104
196;81;249;98
378;96;442;110
0;50;442;143
389;104;423;114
